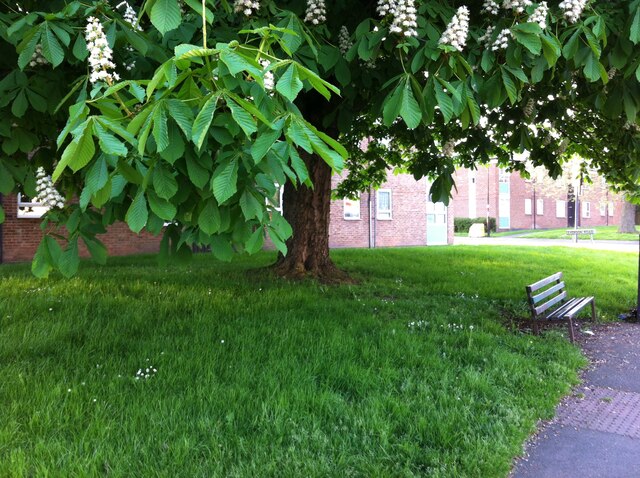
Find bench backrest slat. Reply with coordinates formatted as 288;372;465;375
526;272;563;293
534;290;567;316
531;281;565;304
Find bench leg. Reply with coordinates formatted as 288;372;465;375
567;317;576;343
591;299;597;323
532;320;540;336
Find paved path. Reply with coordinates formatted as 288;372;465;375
455;236;639;253
511;322;640;478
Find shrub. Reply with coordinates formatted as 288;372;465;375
455;217;496;233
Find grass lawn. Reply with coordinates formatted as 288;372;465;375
1;246;636;477
491;226;640;241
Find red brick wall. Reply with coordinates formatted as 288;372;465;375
452;166;500;220
1;194;161;263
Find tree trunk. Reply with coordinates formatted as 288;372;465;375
271;151;351;282
618;196;637;234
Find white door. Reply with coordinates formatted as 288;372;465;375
427;199;448;245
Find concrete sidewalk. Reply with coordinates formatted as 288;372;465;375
455;235;639;253
511;322;640;478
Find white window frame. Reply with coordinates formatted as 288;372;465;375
556;200;566;218
343;195;361;220
582;201;591;218
608;201;614;217
376;189;392;220
524;198;532;215
536;198;544;216
599;203;607;217
16;193;48;219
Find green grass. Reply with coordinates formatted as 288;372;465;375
491;226;640;240
1;247;636;477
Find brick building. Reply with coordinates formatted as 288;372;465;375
452;164;624;231
0;171;453;264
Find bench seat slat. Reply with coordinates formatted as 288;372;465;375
531;281;566;304
527;272;563;293
546;297;581;319
563;297;594;318
534;291;567;316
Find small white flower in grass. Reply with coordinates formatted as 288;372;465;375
528;2;548;29
481;0;499;14
491;29;511;51
233;0;260;16
93;398;97;403
304;0;327;25
35;168;65;210
220;340;225;344
559;0;587;23
68;388;72;392
85;17;119;84
439;6;470;51
338;26;353;56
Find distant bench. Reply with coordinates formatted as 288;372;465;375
525;272;596;343
566;228;596;241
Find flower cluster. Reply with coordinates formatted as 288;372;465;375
502;0;532;13
233;0;260;16
85;17;119;84
35;167;65;209
389;0;418;37
439;6;470;51
440;323;474;332
481;0;499;15
135;365;158;380
492;28;511;51
478;26;495;49
624;122;640;133
528;2;548;29
407;320;429;331
523;98;535;118
338;26;353;56
304;0;327;25
607;67;617;80
260;60;274;91
377;0;397;17
117;1;141;30
442;140;456;158
557;137;570;154
29;44;49;68
559;0;587;23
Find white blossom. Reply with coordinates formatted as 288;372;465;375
439;6;470;51
34;167;65;210
304;0;327;25
502;0;532;14
607;67;617;79
377;0;397;17
442;140;456;158
260;60;274;91
233;0;260;16
481;0;499;15
85;17;119;84
389;0;418;38
492;28;511;51
29;44;49;68
116;1;141;31
338;26;353;56
559;0;588;23
523;98;535;118
478;26;495;49
528;2;548;29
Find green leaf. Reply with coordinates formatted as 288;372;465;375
150;0;181;36
433;81;453;123
398;80;422;129
166;99;194;138
276;64;304;102
125;192;148;233
198;198;221;235
245;227;264;254
631;7;640;44
32;237;54;278
562;29;581;59
541;34;561;67
82;236;107;265
72;33;88;60
0;204;4;224
17;30;40;70
58;238;80;278
239;189;263;220
11;90;28;118
210;235;233;262
147;190;176;220
0;163;15;194
226;98;257;137
86;155;109;194
69;125;96;173
41;23;65;67
152;105;169;153
583;53;602;82
382;81;404;126
94;123;127;156
512;25;542;55
220;50;262;77
251;127;282;163
466;94;481;125
288;146;309;184
153;163;178;199
191;94;218;149
186;154;210;188
501;68;517;104
212;159;239;204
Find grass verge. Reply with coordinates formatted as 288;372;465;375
1;246;636;477
491;226;639;241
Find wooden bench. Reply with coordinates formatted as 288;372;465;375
566;228;596;241
525;272;596;343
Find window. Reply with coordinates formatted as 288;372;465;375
536;198;544;215
377;190;392;220
556;200;566;218
343;195;361;220
17;193;48;219
582;201;591;218
600;203;607;217
608;201;614;217
524;198;532;215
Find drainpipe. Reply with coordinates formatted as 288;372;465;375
368;187;376;248
0;194;4;264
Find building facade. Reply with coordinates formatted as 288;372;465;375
452;165;625;230
0;171;453;264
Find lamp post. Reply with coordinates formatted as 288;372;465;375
486;165;491;237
